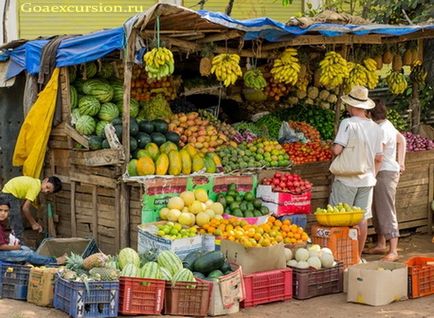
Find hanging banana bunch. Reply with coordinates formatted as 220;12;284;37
363;58;379;90
143;47;175;80
270;48;301;85
243;68;267;90
344;62;368;94
386;71;408;95
410;60;427;86
319;51;350;88
210;53;242;87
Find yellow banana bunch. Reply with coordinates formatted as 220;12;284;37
319;51;350;88
270;48;301;85
243;68;267;90
363;58;379;90
143;47;175;80
210;53;242;87
386;71;408;95
410;60;427;85
344;62;368;93
363;58;377;72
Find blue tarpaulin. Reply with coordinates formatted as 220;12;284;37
3;4;434;80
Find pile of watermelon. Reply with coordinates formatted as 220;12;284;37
70;62;176;153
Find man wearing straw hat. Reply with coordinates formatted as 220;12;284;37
329;86;384;261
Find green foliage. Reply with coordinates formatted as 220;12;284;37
367;0;433;24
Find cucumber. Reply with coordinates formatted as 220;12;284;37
193;251;225;275
183;251;203;270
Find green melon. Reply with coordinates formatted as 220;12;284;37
78;96;101;116
95;120;109;137
97;63;114;79
98;102;120;122
75;115;96;136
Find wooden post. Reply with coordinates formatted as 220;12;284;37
120;183;130;248
428;164;434;236
70;181;77;236
115;184;121;252
92;185;98;243
410;81;421;134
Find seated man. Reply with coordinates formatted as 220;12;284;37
0;175;62;241
0;198;65;265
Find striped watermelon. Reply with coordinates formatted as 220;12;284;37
70;86;78;109
98;63;114;79
78;96;101;116
157;251;183;276
95;120;109;137
117;98;139;118
111;83;123;102
83;79;114;103
98;102;119;121
171;268;196;283
140;262;161;279
118;248;140;270
74;78;85;93
82;62;97;79
75;115;96;136
121;263;140;277
159;267;172;280
71;108;82;124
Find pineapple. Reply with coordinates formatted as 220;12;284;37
66;252;84;271
82;252;108;270
89;267;120;281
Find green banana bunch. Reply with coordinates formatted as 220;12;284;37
271;48;301;85
243;68;267;90
344;62;368;93
143;47;175;80
386;71;408;95
211;53;242;87
319;51;350;88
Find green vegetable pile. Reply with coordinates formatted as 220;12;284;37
387;109;408;132
254;114;283;140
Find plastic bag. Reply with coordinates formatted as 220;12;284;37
278;122;308;144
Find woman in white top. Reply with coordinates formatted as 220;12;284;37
330;86;384;260
366;100;406;262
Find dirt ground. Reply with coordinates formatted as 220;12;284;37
1;234;433;318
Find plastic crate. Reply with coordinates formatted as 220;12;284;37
241;268;292;308
164;281;212;317
118;276;165;315
27;267;59;307
0;262;31;300
291;261;344;299
311;224;360;268
37;238;98;259
406;257;434;298
53;274;119;318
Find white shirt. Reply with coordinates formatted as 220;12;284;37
333;116;383;187
379;120;400;172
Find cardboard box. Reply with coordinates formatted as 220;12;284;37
220;240;286;275
347;261;408;306
137;223;215;260
206;265;245;316
257;185;311;215
27;267;59;307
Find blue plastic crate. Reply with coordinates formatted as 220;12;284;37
278;214;308;229
53;274;119;318
0;262;31;300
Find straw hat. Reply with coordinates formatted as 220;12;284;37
341;86;375;110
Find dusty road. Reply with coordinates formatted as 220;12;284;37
1;234;433;318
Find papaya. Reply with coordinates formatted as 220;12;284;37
145;143;160;160
127;159;137;176
192;154;205;173
204;156;217;173
206;152;222;167
160;141;178;154
136;149;151;159
136;155;155;176
183;144;197;158
168;150;182;176
155;153;169;175
179;149;192;175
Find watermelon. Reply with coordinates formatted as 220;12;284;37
88;135;103;150
130;118;139;136
130;137;138;152
121;263;140;277
140;262;161;279
102;139;110;149
114;125;122;139
82;62;97;79
95;120;109;137
83;80;114;103
98;63;114;79
112;117;122;126
71;108;82;124
98;103;120;122
74;78;85;93
157;251;183;276
118;248;140;270
69;66;77;83
171;268;196;284
111;83;123;102
137;132;151;148
160;267;172;280
78;96;101;116
117;98;140;118
139;121;154;134
70;86;78;109
75;115;96;136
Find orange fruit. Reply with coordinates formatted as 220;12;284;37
283;219;291;226
274;220;282;228
268;216;276;223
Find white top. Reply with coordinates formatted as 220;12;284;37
333;117;383;187
379;119;400;172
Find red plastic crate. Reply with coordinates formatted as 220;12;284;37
241;268;292;308
311;224;360;268
164;281;212;317
406;257;434;298
118;276;165;315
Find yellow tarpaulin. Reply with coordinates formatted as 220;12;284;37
13;68;59;178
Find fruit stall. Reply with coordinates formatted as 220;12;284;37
29;4;434;255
